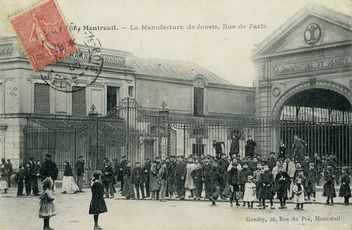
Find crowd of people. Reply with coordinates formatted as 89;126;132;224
102;150;350;209
0;134;351;229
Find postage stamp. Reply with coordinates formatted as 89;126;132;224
39;26;104;93
10;0;77;71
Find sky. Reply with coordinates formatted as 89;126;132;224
1;0;351;86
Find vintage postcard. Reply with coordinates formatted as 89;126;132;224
0;0;351;230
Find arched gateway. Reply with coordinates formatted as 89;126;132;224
252;5;352;167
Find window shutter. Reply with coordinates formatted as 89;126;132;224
34;84;50;114
72;87;86;116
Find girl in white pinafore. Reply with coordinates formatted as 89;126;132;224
243;176;256;208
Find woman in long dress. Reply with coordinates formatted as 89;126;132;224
62;161;79;194
184;158;196;198
0;163;8;194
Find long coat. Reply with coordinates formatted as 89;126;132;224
149;163;161;192
322;173;336;197
184;163;196;189
89;180;107;215
101;165;114;184
275;171;290;199
259;171;274;199
292;139;306;162
245;140;256;157
339;173;351;198
132;167;145;185
123;166;134;198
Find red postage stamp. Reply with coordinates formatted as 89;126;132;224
10;0;77;71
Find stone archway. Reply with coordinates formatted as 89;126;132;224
272;80;352;120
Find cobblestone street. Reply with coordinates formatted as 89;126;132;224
0;187;351;230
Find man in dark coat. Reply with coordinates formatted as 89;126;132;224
118;156;128;192
245;135;256;158
143;158;151;198
39;154;58;191
102;160;115;198
212;140;225;160
166;156;176;198
229;133;241;159
275;165;290;209
292;135;306;163
202;157;212;199
6;159;13;188
30;159;40;196
132;162;145;199
218;154;229;199
76;156;85;192
191;161;203;200
339;167;351;205
259;165;275;209
209;160;223;205
175;156;186;200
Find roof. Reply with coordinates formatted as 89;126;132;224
253;4;352;58
131;56;234;85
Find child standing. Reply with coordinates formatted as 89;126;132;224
39;178;57;230
253;163;263;207
323;166;336;205
243;176;256;208
89;171;107;230
275;165;290;209
259;165;275;209
306;163;317;201
191;161;204;200
339;166;351;205
293;178;304;210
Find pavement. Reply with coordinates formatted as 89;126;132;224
0;186;351;230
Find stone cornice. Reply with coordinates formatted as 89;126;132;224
253;40;352;61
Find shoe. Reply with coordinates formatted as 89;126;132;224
270;206;275;209
278;206;283;209
312;198;316;201
294;207;299;210
259;206;265;209
236;203;240;207
257;204;262;207
230;203;233;207
94;225;103;230
242;203;246;206
283;206;287;209
61;191;67;194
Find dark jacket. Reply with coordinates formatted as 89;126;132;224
191;167;204;184
339;173;351;198
239;168;252;185
245;140;256;156
64;165;73;177
76;160;85;176
132;167;145;184
102;165;114;184
143;161;151;181
210;164;223;187
202;163;212;183
175;162;186;180
40;159;58;180
228;166;240;185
